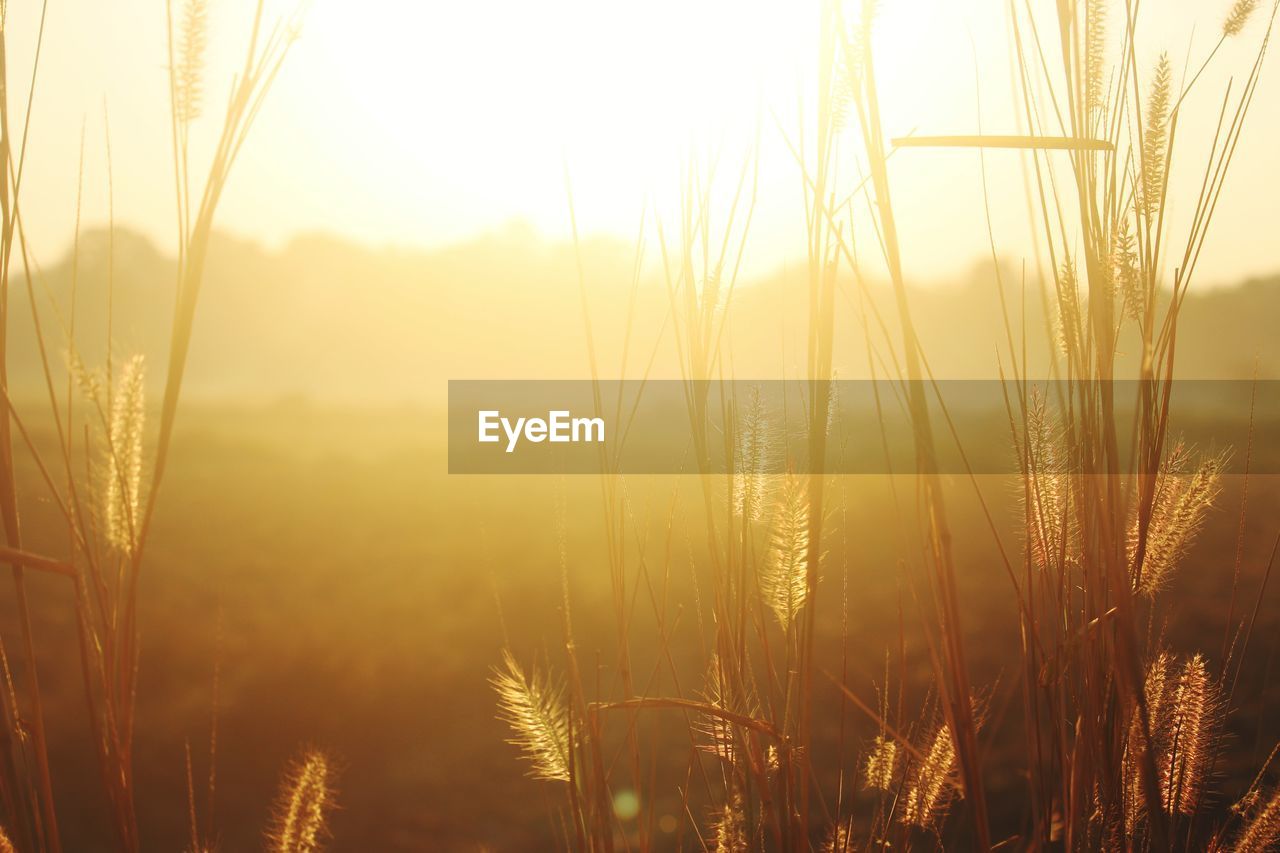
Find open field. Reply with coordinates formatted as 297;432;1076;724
3;404;1275;850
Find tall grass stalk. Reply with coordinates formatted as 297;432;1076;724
0;2;294;849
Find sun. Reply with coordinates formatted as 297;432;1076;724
296;0;828;234
277;0;1046;278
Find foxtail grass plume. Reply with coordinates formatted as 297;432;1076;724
491;650;573;782
1023;390;1078;571
1161;654;1220;815
864;734;898;791
1054;258;1082;357
1224;0;1261;37
67;348;104;407
712;791;747;853
1112;216;1143;322
732;386;776;523
760;474;811;630
821;818;854;853
1128;445;1224;595
902;725;957;827
699;654;733;763
1234;785;1280;852
1125;651;1172;833
1140;53;1172;217
175;0;208;124
698;653;743;765
1086;0;1108;115
104;354;146;554
824;370;840;438
268;750;333;853
0;823;14;853
838;0;878;97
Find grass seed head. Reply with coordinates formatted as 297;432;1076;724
1086;0;1108;115
175;0;209;124
268;750;333;853
491;650;573;782
864;734;899;792
902;725;958;827
1224;0;1261;37
103;354;147;554
713;791;748;853
760;474;812;631
1140;53;1173;217
1234;785;1280;852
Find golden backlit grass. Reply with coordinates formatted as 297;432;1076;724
488;1;1280;850
0;0;1277;850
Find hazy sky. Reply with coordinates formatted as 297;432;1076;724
9;0;1280;287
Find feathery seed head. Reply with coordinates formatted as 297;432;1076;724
1125;650;1174;832
104;354;147;554
1022;390;1079;571
698;653;742;765
1054;258;1082;356
902;725;958;827
760;474;813;630
1224;0;1261;37
175;0;209;125
1112;217;1144;323
1086;1;1109;115
732;386;778;522
1140;54;1173;218
713;791;748;853
491;650;574;782
1234;785;1280;851
1161;653;1220;815
864;734;899;791
1129;445;1225;595
821;818;855;853
268;750;333;853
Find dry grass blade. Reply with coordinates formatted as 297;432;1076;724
891;134;1114;151
0;546;74;578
